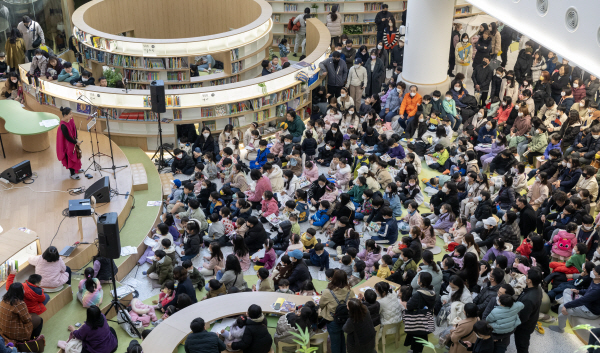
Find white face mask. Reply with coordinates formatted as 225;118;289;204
348;110;354;114
593;134;600;140
561;92;566;96
454;86;460;92
496;74;502;78
35;55;42;59
342;40;347;44
464;176;470;183
446;96;452;101
377;45;383;50
591;271;596;279
419;118;424;122
340;93;346;97
82;78;88;82
225;132;230;136
371;55;377;60
523;81;528;86
362;195;367;200
354;64;360;68
442;186;448;193
176;154;183;159
332;129;337;133
203;133;210;138
502;102;507;106
535;176;540;182
573;84;579;88
518;112;523;117
325;146;331;150
486;124;492;130
337;49;342;53
410;92;416;97
462;39;468;43
562;161;567;167
433;97;439;101
478;112;483;117
567;163;572;168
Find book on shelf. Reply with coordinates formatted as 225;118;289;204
364;2;383;11
167;71;189;82
203;120;217;131
455;6;471;14
231;48;239;61
143;95;181;108
76;103;91;114
232;62;243;74
119;111;145;121
275;104;288;117
272;14;280;22
284;3;298;11
343;15;359;23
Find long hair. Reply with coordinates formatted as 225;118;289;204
233;236;249;259
9;28;22;44
347;298;368;322
449;275;465;302
327;269;350;290
83;267;97;293
224;254;242;275
329;5;338;22
3;283;24;305
422;250;440;273
209;242;224;262
86;305;105;329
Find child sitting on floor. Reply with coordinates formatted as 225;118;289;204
220;315;246;351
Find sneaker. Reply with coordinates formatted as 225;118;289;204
142;271;147;275
70;174;80;180
555;297;564;304
536;322;546;334
548;325;563;334
550;304;560;313
442;169;450;175
310;205;317;212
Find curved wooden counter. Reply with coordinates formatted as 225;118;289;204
141;292;315;353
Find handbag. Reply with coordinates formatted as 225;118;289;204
403;290;435;334
65;338;83;353
16;335;45;352
32;22;42;49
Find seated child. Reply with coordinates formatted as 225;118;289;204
301;228;318;250
427;144;450;173
298;281;318;296
376;255;392;279
183;260;203;290
303;243;330;271
253;239;277;270
205;279;226;299
253;267;274;292
302;160;319;182
220;316;246;351
309;201;331;229
294;189;310;223
339;255;353;277
250;140;270;169
371;207;398;245
275;279;295;294
152;280;175;311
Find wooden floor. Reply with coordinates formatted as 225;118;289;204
0;129;133;253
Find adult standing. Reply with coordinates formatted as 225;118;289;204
365;49;385;98
448;303;478;353
514;48;533;86
4;28;26;71
286;111;305;143
346;58;367;107
319;51;348;98
319;270;352;353
185;317;225;353
472;55;493;107
514;269;543;353
530;52;547;83
404;272;436;353
17;16;44;62
533;71;552;112
68;306;118;353
326;5;342;47
28;246;71;291
56;107;83;180
455;33;472;80
383;17;400;69
551;65;571;103
374;4;391;44
499;23;514;68
0;283;41;344
292;8;310;57
343;298;376;353
488;22;501;60
448;23;461;77
472;25;491;68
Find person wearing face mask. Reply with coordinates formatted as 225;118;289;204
455;33;472;80
472;55;493;108
383;17;400;67
218;124;239;151
345;58;367;108
559;110;582;153
397;85;422;128
514;47;533;86
450;80;469;109
365;49;385;98
390;35;405;71
71;69;95;87
319;51;348;98
27;48;47;78
374;4;390;43
523;123;548;164
404;272;437;353
193;127;216;157
572;78;587;102
551;64;571;103
558;87;575;112
171;148;196;175
17;16;45;62
1;72;23;102
341;39;356;68
572;166;599;203
4;29;26;72
571;126;600;167
380;81;404;122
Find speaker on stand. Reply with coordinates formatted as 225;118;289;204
96;212;140;338
149;80;173;171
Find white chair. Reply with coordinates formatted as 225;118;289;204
377;322;402;353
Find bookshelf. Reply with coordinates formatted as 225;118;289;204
453;0;483;19
268;0;405;50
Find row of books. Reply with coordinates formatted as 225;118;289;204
343;14;359;22
123;69;159;81
272;14;281;22
167;71;189;81
169;83;203;89
77;44;191;71
74;29;114;51
283;3;298;11
348;36;377;45
364;2;384;11
0;261;18;283
231;48;239;61
37;92;56;106
273;36;296;46
455;6;472;14
210;75;239;86
232;61;243;74
143;95;181;108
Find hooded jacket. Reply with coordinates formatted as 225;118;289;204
147;256;174;285
231;315;273;353
245;222;269;254
5;274;46;315
486;301;524;334
473;281;502;313
171;151;195;175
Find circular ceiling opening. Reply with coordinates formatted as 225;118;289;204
536;0;549;16
565;7;579;32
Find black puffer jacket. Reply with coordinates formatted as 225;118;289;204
171;151;196;175
513;50;533;84
245;222;269;254
183;233;201;257
301;138;318;156
474;199;493;221
193;134;215;155
231;316;273;353
288;261;312;292
473;281;502;313
185;330;226;353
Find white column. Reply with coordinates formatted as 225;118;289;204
401;0;455;91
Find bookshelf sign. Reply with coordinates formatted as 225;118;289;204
200;93;215;105
143;44;157;56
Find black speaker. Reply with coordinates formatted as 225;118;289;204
149;80;166;113
1;160;32;184
97;212;121;259
85;176;111;203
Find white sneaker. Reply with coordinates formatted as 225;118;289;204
556;297;564;304
424;202;430;208
70;174;80;180
310;205;317;212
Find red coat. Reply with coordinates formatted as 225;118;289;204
6;274;46;315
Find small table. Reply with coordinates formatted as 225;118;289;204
0;100;59;152
353;276;399;296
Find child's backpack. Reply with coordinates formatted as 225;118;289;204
553;236;573;255
329;289;351;325
296;202;309;223
287;17;301;32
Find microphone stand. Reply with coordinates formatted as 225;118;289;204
77;95;127;181
82;114;103;177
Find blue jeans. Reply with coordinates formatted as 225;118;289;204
43;294;50;305
548;280;576;301
379;108;398;123
496;208;507;219
205;270;224;291
447;114;462;131
292;136;301;143
527;169;537;180
181;253;198;262
326;320;346;353
355;212;365;220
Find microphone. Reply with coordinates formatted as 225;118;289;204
87;112;98;121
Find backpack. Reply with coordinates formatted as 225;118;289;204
329;289;351;325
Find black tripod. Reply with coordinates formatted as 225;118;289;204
150;112;174;172
77;95;127;180
104;262;141;338
83;117;103;176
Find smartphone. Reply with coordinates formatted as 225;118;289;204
458;340;469;348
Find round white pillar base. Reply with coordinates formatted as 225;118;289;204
400;73;453;96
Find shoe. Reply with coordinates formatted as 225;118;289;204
310;206;317;212
548;325;563;334
541;281;549;292
353;220;360;225
292;53;298;57
78;169;84;173
550;304;560;313
70;174;80;180
539;313;555;323
536;322;546;334
448;73;455;78
142;271;147;275
442;169;450;175
555;297;564;304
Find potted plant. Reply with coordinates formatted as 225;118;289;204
310;4;319;14
289;324;318;353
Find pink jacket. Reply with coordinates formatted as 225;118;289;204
261;198;279;217
303;165;319;182
248;177;272;202
357;249;382;273
334;166;352;189
204;255;225;271
237;252;251;271
28;255;69;289
270;140;284;156
158;291;175;307
551;230;577;258
321;187;339;203
402;210;424;229
129;298;157;327
324;112;342;129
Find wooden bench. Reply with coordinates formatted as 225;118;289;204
160;173;174;199
40;286;74;322
131;163;148;191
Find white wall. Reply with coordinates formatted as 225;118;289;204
464;0;600;77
